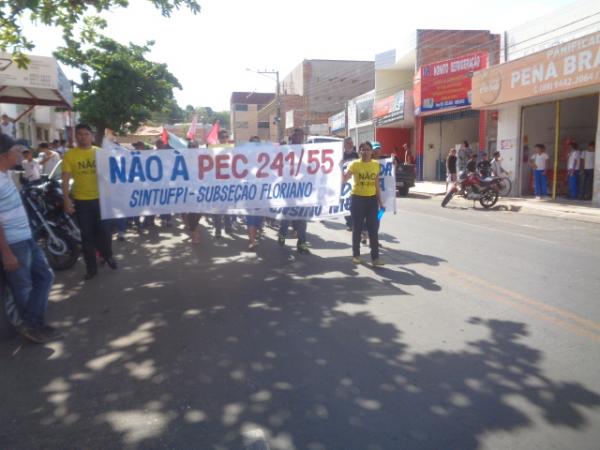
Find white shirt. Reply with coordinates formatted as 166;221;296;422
531;152;549;171
567;150;581;171
582;150;595;170
490;159;506;177
40;151;60;175
0;121;15;137
22;159;41;182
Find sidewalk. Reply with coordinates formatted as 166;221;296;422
412;181;600;224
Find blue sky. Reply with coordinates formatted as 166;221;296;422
22;0;575;111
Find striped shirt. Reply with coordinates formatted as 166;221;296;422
0;170;32;244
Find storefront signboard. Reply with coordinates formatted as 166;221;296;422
373;91;405;125
472;31;600;108
329;111;346;133
414;51;488;115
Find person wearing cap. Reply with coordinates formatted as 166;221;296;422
0;133;59;343
342;141;385;267
62;123;117;280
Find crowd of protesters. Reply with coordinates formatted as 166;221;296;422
0;125;389;344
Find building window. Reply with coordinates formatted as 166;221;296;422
235;121;249;129
258;122;270;129
357;99;373;122
235;104;248;112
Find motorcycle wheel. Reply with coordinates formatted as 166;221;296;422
498;178;512;196
42;227;80;271
441;191;455;207
479;189;499;209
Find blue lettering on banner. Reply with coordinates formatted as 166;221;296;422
129;187;188;207
269;206;323;218
196;184;258;203
259;182;313;200
108;155;165;184
171;154;189;181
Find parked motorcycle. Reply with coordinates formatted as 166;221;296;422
441;171;499;209
20;176;81;270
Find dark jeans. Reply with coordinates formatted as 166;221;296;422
74;199;113;272
214;215;234;233
350;195;379;260
582;169;594;200
279;220;307;245
186;213;202;232
2;239;53;328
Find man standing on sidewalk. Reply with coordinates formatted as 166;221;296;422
62;124;116;280
567;142;581;199
530;144;549;198
581;141;595;201
0;133;58;344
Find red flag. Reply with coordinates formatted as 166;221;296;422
186;115;198;140
206;121;220;145
161;127;169;146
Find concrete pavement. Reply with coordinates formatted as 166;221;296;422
411;181;600;223
1;198;599;450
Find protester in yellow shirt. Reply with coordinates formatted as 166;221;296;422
62;124;116;280
342;141;384;266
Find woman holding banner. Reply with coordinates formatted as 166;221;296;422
342;141;385;267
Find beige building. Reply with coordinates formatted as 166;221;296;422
229;92;275;143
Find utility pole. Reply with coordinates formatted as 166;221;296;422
257;69;282;143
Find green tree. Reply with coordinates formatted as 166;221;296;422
55;37;181;142
150;98;186;125
0;0;200;67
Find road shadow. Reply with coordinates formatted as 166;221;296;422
1;223;599;450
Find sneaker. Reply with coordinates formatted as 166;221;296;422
346;227;353;232
215;231;223;239
117;232;125;242
83;268;97;280
297;243;311;254
18;325;50;344
371;259;385;267
352;256;362;265
39;325;63;340
105;257;118;270
277;236;285;247
535;196;541;199
248;242;258;251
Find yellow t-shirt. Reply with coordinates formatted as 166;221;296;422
350;160;380;196
62;146;99;200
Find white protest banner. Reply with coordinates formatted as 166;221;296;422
242;158;397;221
97;142;343;219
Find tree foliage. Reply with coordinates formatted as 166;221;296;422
0;0;200;67
55;37;181;137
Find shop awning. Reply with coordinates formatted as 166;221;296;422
0;53;73;109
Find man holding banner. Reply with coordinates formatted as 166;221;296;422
278;128;311;254
343;141;385;267
63;124;117;280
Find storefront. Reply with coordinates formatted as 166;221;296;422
471;31;600;202
414;51;490;180
328;110;346;137
348;90;375;145
372;90;413;158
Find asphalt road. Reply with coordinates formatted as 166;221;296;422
1;194;600;450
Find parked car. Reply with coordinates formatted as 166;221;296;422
396;162;416;196
305;135;344;144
